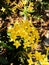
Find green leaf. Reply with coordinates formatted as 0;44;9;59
0;55;8;64
0;42;7;47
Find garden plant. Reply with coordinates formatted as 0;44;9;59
0;0;49;65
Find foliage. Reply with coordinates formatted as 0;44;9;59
0;0;49;19
0;0;49;65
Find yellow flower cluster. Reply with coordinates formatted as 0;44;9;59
7;20;40;49
27;51;49;65
27;2;34;12
7;20;49;65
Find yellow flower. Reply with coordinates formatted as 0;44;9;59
11;6;17;13
10;31;16;41
13;41;21;48
27;58;34;65
44;46;49;51
23;42;30;48
34;62;39;65
27;2;34;12
8;26;17;41
29;2;34;6
1;7;5;12
28;52;33;58
31;44;38;50
22;0;27;5
20;30;28;38
34;51;45;61
28;6;33;12
8;26;14;32
41;57;49;65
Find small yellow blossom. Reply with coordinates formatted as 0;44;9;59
31;44;38;50
44;46;49;51
1;7;5;12
13;41;21;48
11;6;17;13
10;32;16;41
41;57;49;65
28;52;33;58
22;0;27;5
35;62;39;65
27;58;34;65
27;2;34;12
23;42;30;48
28;6;33;12
34;51;45;61
29;2;34;6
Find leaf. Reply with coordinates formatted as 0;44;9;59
0;42;7;47
0;55;8;64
